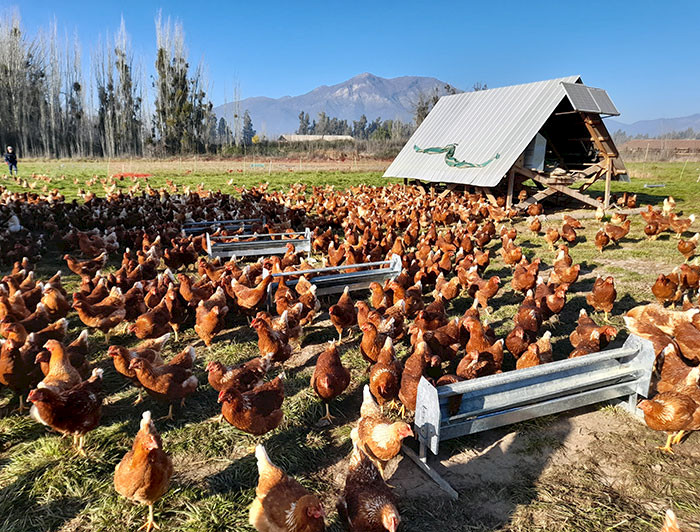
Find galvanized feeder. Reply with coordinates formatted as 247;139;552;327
405;334;656;499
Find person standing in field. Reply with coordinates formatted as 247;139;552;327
4;146;18;176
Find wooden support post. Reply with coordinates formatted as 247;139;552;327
506;169;515;209
438;183;457;199
530;176;602;209
475;186;499;207
604;157;612;209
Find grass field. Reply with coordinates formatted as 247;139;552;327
1;160;700;531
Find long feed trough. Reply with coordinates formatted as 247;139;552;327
206;228;311;258
182;217;265;235
266;253;403;305
405;334;656;499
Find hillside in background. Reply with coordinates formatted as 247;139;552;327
213;73;457;137
606;113;700;137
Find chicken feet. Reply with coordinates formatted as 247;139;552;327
13;395;28;414
318;403;335;425
657;433;675;454
133;390;144;406
73;434;87;457
671;430;686;445
137;504;160;532
158;405;175;422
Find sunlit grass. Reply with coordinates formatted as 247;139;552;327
1;161;699;531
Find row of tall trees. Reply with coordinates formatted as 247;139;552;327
0;10;233;158
613;128;700;145
296;111;412;141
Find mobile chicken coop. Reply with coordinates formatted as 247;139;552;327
384;76;628;210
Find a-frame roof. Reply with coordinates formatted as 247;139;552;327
384;75;584;187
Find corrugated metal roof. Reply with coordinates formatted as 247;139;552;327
384;75;582;187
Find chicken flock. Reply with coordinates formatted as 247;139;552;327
0;179;697;531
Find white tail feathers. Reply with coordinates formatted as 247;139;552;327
542;331;552;340
362;384;374;405
661;343;676;357
255;444;272;469
350;427;359;446
92;368;104;379
664;509;679;530
187;346;196;362
140;410;152;430
262;268;270;280
383;336;393;349
361;384;379;415
78;329;89;342
133;281;143;290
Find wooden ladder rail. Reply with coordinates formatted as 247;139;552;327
581;113;628;208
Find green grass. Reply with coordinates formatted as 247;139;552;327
1;158;395;200
1;160;700;531
591;161;700;208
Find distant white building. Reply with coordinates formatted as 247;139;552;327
279;134;355;142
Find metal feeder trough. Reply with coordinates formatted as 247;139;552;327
206;228;311;259
183;217;265;235
405;334;655;499
266;253;403;306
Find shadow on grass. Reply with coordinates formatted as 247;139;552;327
395;414;573;531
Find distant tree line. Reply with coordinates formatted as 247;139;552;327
613;128;700;145
0;10;253;158
296;111;413;141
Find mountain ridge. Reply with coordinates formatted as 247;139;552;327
605;113;700;137
213;73;456;137
213;72;699;139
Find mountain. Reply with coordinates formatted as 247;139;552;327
213;73;456;137
605;114;700;137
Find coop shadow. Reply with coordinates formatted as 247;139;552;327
395;416;573;531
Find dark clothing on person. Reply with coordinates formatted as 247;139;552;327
4;151;17;175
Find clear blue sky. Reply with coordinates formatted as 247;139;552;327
9;0;700;123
